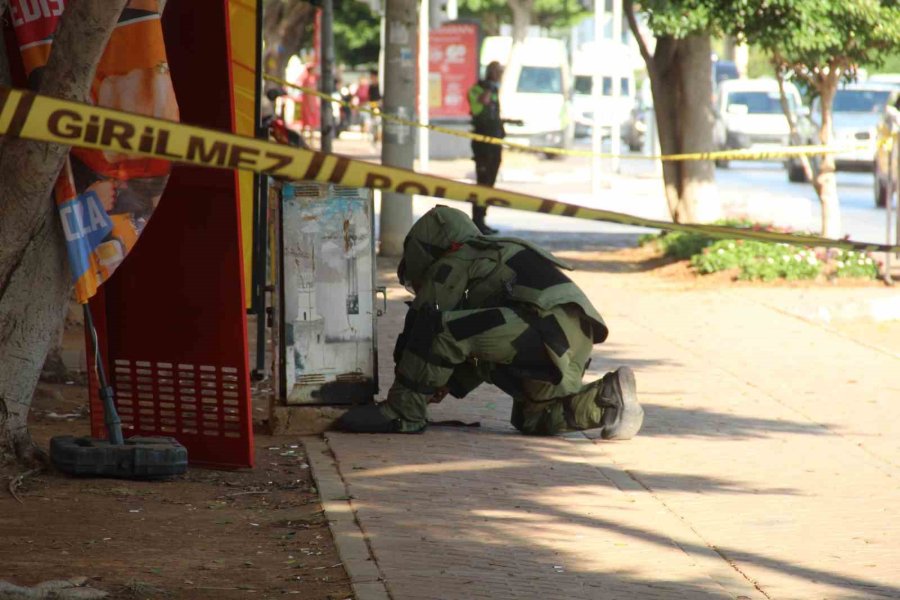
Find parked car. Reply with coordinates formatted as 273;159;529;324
571;41;635;139
712;59;739;93
713;78;804;169
874;89;900;207
481;36;575;156
622;79;653;151
789;83;896;184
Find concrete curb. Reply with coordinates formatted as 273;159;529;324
304;435;392;600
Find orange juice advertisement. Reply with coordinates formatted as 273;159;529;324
10;0;179;302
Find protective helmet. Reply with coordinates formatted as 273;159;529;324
397;206;481;290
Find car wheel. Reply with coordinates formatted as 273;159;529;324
715;159;729;169
787;162;809;183
875;177;889;208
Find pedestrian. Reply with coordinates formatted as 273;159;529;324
338;206;645;438
467;61;505;234
300;62;320;142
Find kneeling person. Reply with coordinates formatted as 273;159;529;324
338;206;643;438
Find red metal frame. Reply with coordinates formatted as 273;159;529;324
87;0;254;469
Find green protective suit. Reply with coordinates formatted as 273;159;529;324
383;206;614;435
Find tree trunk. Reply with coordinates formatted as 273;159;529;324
0;0;129;466
643;34;718;223
263;0;314;85
775;65;814;182
0;206;70;467
815;74;842;238
508;0;533;44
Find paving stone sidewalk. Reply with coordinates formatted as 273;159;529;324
315;263;900;600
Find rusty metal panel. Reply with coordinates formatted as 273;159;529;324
280;183;377;405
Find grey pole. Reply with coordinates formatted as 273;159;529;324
378;0;417;256
320;0;336;154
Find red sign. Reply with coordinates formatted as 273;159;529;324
428;23;479;119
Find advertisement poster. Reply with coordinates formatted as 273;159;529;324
428;23;479;119
10;0;179;303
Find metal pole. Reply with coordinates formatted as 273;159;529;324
84;304;124;445
418;0;430;171
590;0;605;197
889;131;899;284
320;0;335;153
252;0;268;378
379;0;418;256
610;0;622;173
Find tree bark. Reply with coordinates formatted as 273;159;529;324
625;3;717;223
0;0;129;465
508;0;533;44
814;70;842;238
628;21;718;223
263;0;314;85
775;65;814;182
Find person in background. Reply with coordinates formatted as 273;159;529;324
368;68;382;105
467;61;505;234
356;75;371;133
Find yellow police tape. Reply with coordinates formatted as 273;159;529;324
260;71;874;163
0;85;896;253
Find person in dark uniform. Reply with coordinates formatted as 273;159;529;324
338;206;645;439
467;61;505;234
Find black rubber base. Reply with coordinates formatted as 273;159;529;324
50;435;188;479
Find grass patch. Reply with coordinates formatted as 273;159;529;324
640;222;880;281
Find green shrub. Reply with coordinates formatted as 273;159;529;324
832;249;880;279
640;223;880;281
642;220;754;261
692;241;821;281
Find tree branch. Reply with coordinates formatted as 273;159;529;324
624;0;654;75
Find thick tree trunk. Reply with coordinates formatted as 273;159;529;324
508;0;533;44
0;0;129;465
0;206;70;467
643;34;718;223
624;2;718;224
814;76;842;238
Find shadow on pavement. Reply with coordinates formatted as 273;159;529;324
331;430;897;599
637;403;825;440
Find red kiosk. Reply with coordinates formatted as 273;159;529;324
4;1;259;469
87;1;257;469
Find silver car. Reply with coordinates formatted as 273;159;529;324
788;83;895;182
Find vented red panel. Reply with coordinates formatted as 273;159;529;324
87;1;254;469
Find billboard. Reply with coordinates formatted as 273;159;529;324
427;22;479;119
9;0;179;303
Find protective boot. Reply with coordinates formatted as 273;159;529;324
596;366;643;440
471;206;498;235
336;403;401;433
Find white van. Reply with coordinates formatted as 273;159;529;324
572;41;635;138
480;36;575;154
712;78;803;166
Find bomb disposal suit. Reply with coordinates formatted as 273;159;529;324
338;207;644;437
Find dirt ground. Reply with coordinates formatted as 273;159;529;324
0;383;353;600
